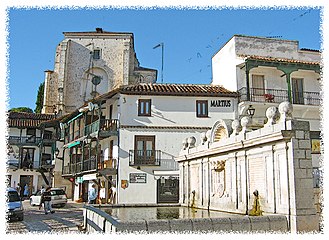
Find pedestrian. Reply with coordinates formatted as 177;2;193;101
23;184;29;200
39;187;55;214
16;183;21;199
88;184;97;204
109;184;116;204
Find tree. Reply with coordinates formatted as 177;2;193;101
35;82;44;113
9;107;33;113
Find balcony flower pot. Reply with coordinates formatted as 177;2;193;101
264;94;274;102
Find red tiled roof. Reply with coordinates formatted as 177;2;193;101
238;54;320;65
7;112;56;128
94;83;237;104
120;83;238;97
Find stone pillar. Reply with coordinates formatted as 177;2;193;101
286;120;319;232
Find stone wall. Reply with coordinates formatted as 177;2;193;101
176;102;320;232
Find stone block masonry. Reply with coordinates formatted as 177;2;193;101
176;102;320;233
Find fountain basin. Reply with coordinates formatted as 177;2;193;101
83;204;288;233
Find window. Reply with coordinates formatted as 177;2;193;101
93;49;101;60
26;128;36;136
292;78;304;104
134;135;155;164
21;148;35;169
138;99;151;116
196;100;208;117
251;75;265;100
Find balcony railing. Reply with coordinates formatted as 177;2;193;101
82;157;97;172
238;87;320;105
62;156;98;176
85;120;100;136
129;150;161;166
62;119;119;144
8;136;42;145
98;158;118;170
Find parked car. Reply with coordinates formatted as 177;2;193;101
30;188;67;208
6;187;24;221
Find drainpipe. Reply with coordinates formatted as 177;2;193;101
201;159;203;206
207;157;211;210
116;96;121;204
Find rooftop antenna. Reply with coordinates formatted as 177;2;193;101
153;43;164;83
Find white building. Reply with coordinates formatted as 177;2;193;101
6;112;57;196
211;35;321;188
42;28;157;116
59;83;238;204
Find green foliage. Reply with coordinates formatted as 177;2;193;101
9;107;33;113
35;82;44;113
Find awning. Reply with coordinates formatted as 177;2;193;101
67;141;80;148
62;136;87;149
153;170;179;176
83;173;97;181
67;112;83;124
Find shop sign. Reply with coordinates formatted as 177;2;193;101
129;173;147;183
210;100;231;107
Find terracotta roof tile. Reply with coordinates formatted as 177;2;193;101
238;54;320;65
7;112;56;128
120;83;238;97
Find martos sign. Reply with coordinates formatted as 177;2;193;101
210;100;231;107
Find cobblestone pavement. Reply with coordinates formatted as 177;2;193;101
6;200;85;234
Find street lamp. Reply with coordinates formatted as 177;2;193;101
247;105;256;118
153;42;164;83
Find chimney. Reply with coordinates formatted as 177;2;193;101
96;28;103;33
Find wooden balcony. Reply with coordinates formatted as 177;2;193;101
8;136;42;145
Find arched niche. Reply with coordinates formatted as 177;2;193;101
209;119;233;143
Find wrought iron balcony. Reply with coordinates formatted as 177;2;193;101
238;87;320;105
8;136;42;145
129;150;161;166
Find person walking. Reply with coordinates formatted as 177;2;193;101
23;184;29;200
88;184;97;204
109;185;116;204
40;187;55;214
16;183;21;199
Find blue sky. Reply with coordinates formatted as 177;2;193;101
7;7;322;110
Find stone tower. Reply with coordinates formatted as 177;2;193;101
42;28;157;115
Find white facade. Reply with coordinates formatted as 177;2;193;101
7;113;57;196
117;93;237;203
211;36;321;183
60;84;238;204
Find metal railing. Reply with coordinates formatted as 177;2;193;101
238;87;320;105
129;150;161;166
82;157;97;172
8;136;42;145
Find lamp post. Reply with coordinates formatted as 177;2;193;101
153;43;164;83
247;105;256;118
